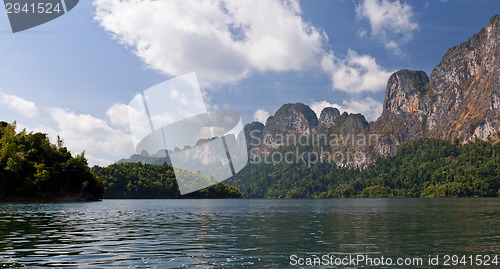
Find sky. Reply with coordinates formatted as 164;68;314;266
0;0;498;166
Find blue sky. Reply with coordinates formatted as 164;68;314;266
0;0;498;165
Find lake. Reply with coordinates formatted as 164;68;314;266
1;199;499;268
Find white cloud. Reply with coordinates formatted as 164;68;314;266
3;97;143;166
94;0;395;95
0;92;39;118
253;108;270;124
310;97;383;122
94;0;325;87
86;154;115;167
321;50;392;93
50;108;134;166
342;98;383;121
106;103;130;129
356;0;418;53
357;28;368;38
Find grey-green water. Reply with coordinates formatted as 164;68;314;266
0;199;499;268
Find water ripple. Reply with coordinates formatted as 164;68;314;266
0;199;499;268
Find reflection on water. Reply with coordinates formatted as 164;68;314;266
0;199;499;268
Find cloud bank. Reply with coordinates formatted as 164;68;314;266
94;0;396;94
94;0;325;87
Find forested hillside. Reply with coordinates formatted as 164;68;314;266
226;135;500;198
92;162;242;199
0;122;104;201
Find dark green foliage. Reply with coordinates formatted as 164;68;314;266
0;122;103;201
92;162;242;199
227;137;500;198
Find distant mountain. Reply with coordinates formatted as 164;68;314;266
117;153;170;166
119;14;500;170
318;107;340;130
113;14;500;198
246;13;500;167
372;14;500;155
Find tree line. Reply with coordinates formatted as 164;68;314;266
3;120;498;200
0;122;103;201
92;162;242;199
0;121;240;200
226;135;500;198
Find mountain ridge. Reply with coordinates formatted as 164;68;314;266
245;13;500;167
119;14;500;169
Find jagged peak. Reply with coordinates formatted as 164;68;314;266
487;13;500;27
432;13;499;81
334;112;368;124
388;70;429;86
385;70;429;105
324;112;369;134
318;107;341;128
272;103;318;127
320;107;340;117
244;121;265;131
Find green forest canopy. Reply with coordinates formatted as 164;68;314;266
226;135;500;198
3;120;499;200
92;162;242;199
0;121;103;201
0;121;241;200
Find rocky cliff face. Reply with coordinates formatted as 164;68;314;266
246;14;500;167
319;107;340;129
246;102;372;166
372;14;500;155
260;103;318;149
427;14;500;141
123;14;500;168
259;104;368;143
264;103;318;135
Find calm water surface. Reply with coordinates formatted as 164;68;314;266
0;199;499;268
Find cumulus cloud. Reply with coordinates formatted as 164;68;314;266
106;103;130;129
321;50;392;93
356;0;418;53
86;154;116;167
50;108;134;165
310;97;383;122
342;98;383;121
253;108;270;124
0;92;39;118
94;0;395;94
94;0;325;87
